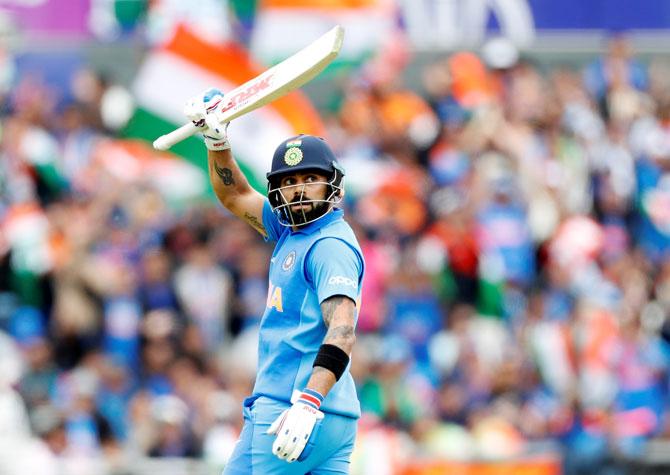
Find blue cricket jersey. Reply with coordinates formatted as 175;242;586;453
253;200;365;419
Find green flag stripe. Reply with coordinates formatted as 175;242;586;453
121;108;265;195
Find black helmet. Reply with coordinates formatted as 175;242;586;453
267;134;345;226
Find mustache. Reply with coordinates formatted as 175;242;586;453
290;195;308;204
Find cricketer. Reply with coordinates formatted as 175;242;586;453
185;88;365;474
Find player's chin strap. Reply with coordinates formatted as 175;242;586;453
269;176;344;227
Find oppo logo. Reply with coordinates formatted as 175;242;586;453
328;276;357;288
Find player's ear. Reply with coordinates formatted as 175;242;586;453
334;187;345;203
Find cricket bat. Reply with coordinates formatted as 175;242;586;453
152;25;345;151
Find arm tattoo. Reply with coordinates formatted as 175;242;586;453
324;324;355;345
213;163;235;186
321;297;341;328
244;212;266;234
321;295;356;353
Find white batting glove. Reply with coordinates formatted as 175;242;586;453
266;389;325;463
184;87;230;151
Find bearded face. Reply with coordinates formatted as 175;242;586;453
269;171;341;227
287;194;330;224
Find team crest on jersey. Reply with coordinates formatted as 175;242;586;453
282;250;296;271
284;147;303;166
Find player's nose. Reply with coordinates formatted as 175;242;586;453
291;178;308;194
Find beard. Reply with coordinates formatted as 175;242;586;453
288;198;329;225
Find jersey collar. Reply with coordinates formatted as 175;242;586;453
291;208;343;235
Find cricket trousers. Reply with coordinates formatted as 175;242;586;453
223;395;357;474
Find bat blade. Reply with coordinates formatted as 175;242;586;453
153;25;344;151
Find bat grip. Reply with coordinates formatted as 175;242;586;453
152;122;199;151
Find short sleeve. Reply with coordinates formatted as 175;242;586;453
262;199;284;242
305;238;363;304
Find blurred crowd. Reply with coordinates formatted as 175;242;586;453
3;28;670;475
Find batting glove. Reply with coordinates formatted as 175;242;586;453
184;87;230;151
266;389;325;463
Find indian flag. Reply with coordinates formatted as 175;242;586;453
123;24;326;195
251;0;396;69
285;139;302;147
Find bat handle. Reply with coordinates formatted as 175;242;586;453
153;122;199;151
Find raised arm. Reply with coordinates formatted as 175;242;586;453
185;88;267;237
207;148;267;237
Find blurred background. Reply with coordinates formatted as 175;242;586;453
2;1;670;474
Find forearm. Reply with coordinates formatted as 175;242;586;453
207;149;254;208
305;367;337;397
305;330;356;396
186;89;266;236
206;149;267;236
305;297;356;396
